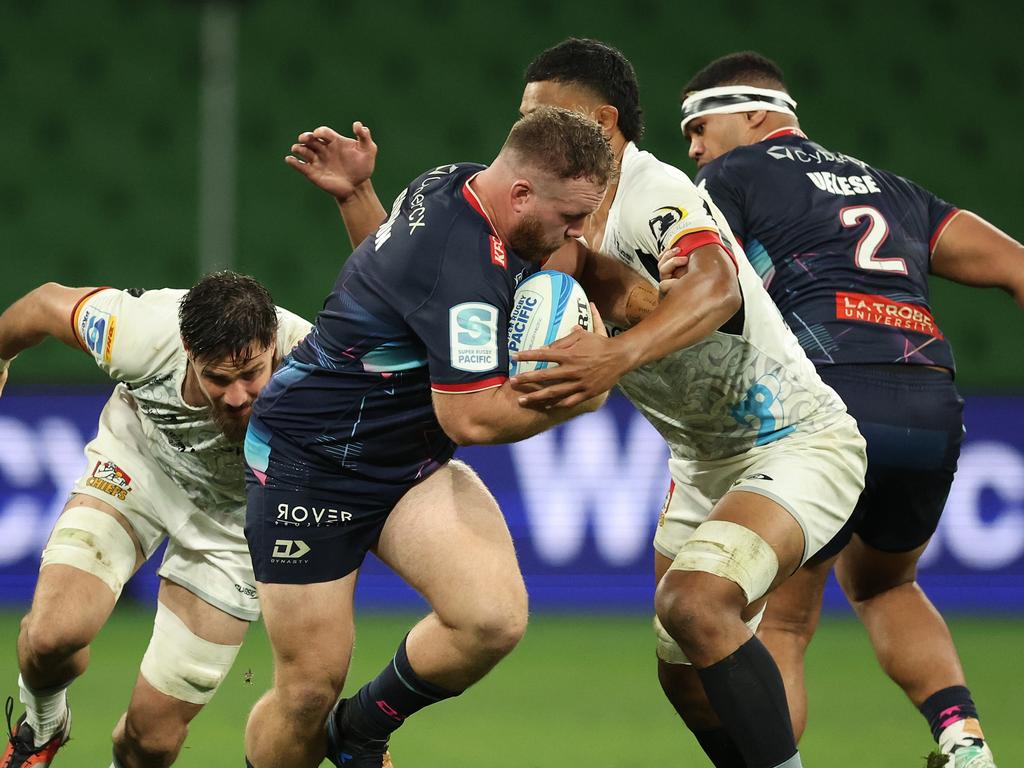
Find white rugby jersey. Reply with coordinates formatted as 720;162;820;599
600;143;849;462
72;288;311;519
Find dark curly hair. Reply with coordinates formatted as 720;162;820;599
178;271;278;364
525;38;645;143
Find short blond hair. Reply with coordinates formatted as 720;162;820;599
502;106;614;186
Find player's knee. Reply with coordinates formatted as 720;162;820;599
19;611;91;668
117;711;187;766
274;679;339;729
655;574;723;646
139;602;241;707
465;600;528;658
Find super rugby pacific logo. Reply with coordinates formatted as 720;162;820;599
508;291;542;353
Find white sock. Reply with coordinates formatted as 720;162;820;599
939;718;989;753
18;674;69;747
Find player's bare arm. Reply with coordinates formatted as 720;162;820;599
930;211;1024;308
0;283;103;394
433;320;610;446
511;244;740;408
286;122;387;248
545;240;660;328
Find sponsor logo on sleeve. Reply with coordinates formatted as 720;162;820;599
78;307;117;363
648;206;687;251
85;460;133;501
449;302;499;372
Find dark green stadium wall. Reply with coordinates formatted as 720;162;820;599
3;0;1022;387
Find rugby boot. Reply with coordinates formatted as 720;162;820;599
947;740;996;768
325;698;392;768
1;697;71;768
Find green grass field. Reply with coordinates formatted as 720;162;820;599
0;608;1019;767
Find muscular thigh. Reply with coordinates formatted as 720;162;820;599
256;573;358;685
374;460;525;623
30;493;146;635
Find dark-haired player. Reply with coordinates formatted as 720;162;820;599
665;50;1024;768
0;272;311;768
241;107;617;768
302;39;868;768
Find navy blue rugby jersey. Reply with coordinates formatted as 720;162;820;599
247;162;535;487
696;128;958;370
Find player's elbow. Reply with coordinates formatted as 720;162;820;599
704;268;742;320
436;411;496;446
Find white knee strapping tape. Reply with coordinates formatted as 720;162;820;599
654;604;768;665
140;601;241;705
40;506;138;598
668;520;780;604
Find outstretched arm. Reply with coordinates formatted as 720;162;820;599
286;122;388;248
0;283;101;395
930;211;1024;308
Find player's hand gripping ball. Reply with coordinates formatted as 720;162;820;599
508;271;593;376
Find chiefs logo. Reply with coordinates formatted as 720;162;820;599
648;206;686;251
85;460;133;501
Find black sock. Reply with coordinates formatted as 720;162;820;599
340;635;459;742
919;685;980;743
697;636;799;768
693;728;748;768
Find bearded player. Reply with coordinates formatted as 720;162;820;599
0;272;310;768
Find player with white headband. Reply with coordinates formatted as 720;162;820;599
665;50;1024;768
680;84;798;134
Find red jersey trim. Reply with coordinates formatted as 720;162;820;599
929;208;961;255
760;127;807;141
462;176;497;234
431;375;507;394
672;229;737;273
70;287;113;353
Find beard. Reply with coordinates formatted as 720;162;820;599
508;215;564;263
212;405;251;444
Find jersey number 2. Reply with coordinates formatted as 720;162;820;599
839;205;908;274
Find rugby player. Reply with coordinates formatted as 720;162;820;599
241;107;617;768
661;51;1024;768
305;39;867;768
0;272;311;768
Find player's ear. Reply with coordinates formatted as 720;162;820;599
745;110;770;130
510;179;533;213
592;104;619;139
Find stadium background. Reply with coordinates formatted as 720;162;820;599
1;1;1021;765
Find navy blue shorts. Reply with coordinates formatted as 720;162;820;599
814;364;964;556
244;470;403;585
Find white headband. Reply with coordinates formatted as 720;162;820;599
680;85;797;133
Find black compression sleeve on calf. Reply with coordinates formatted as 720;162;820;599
696;636;799;768
919;685;979;742
693;728;748;768
343;635;459;740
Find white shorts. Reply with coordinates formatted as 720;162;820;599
68;390;259;621
654;416;866;565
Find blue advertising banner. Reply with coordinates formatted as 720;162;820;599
1;388;1021;612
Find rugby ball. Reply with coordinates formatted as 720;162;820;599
508;270;593;375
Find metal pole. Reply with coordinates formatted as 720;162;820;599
197;1;239;275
